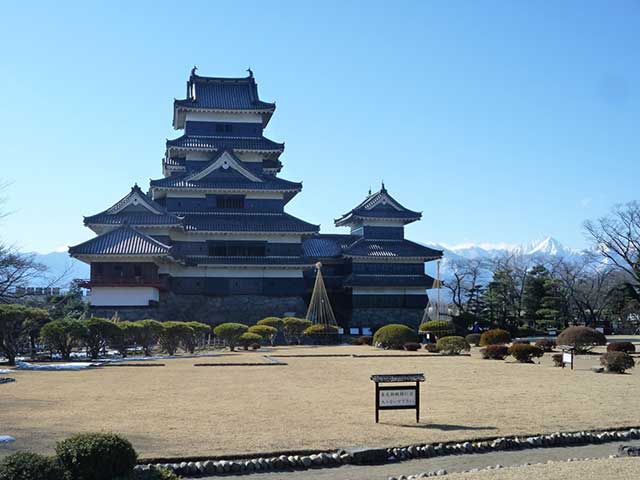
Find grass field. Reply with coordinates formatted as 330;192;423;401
1;344;638;460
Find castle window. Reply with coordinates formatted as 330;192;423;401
216;196;244;209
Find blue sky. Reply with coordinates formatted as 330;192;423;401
0;1;638;253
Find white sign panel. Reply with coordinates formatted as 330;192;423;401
379;389;416;407
562;352;572;364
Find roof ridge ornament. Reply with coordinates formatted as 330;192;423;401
247;67;253;78
191;65;197;77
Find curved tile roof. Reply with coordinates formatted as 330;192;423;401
166;135;284;153
174;74;275;111
69;225;171;256
343;239;442;259
335;184;422;226
182;212;318;233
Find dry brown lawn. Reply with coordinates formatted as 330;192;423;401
1;345;638;460
444;457;640;480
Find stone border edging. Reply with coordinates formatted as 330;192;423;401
134;426;640;478
194;356;287;367
0;377;16;385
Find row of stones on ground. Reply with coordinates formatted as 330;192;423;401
388;452;633;480
134;427;640;477
0;377;16;385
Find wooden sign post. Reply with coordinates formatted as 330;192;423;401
370;373;425;423
559;345;575;370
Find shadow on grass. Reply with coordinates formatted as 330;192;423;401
397;423;497;432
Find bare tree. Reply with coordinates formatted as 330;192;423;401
444;258;490;314
585;201;640;300
0;181;50;302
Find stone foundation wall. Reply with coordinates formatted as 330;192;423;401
350;308;424;330
91;294;307;324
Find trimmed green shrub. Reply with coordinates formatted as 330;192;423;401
304;324;339;335
465;333;481;347
479;329;511;346
607;342;636;353
424;343;439;353
131;320;163;356
352;335;373;345
182;322;211;353
55;432;137;480
535;338;556;352
556;326;606;353
158;322;194;355
418;320;455;337
480;344;509;360
82;317;120;359
40;318;87;360
509;344;544;363
239;332;262;350
115;468;181;480
282;317;312;344
110;321;137;357
214;323;249;351
403;342;421;351
248;325;278;345
373;324;419;350
436;336;470;355
0;452;64;480
600;352;635;373
256;317;284;331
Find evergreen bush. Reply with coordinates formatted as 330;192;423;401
552;353;563;367
600;352;635;373
40;318;87;360
403;342;421;351
424;343;439;353
479;329;511;346
282;317;312;344
480;344;509;360
373;324;419;349
256;317;284;331
606;342;635;354
556;326;606;353
55;432;137;480
465;333;481;346
535;338;556;352
304;324;339;335
131;320;163;356
436;336;470;355
81;317;119;359
238;332;262;350
158;322;194;355
509;344;544;363
213;323;249;351
418;320;455;337
0;452;64;480
248;325;278;345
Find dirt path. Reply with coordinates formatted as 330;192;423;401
199;441;636;480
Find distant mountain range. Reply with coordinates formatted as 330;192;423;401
26;236;583;288
424;236;585;279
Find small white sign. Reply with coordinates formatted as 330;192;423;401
562;352;572;364
379;389;416;407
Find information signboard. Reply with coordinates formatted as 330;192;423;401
370;373;424;423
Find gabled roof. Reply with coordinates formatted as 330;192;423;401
335;183;422;227
150;157;302;192
166;135;284;154
173;70;275;128
181;212;319;234
343;238;442;259
69;225;171;257
84;185;182;227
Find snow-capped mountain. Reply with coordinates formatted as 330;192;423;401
424;236;584;280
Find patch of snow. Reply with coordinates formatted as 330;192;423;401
0;369;13;374
15;361;101;371
0;436;16;443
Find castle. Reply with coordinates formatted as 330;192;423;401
69;69;442;331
